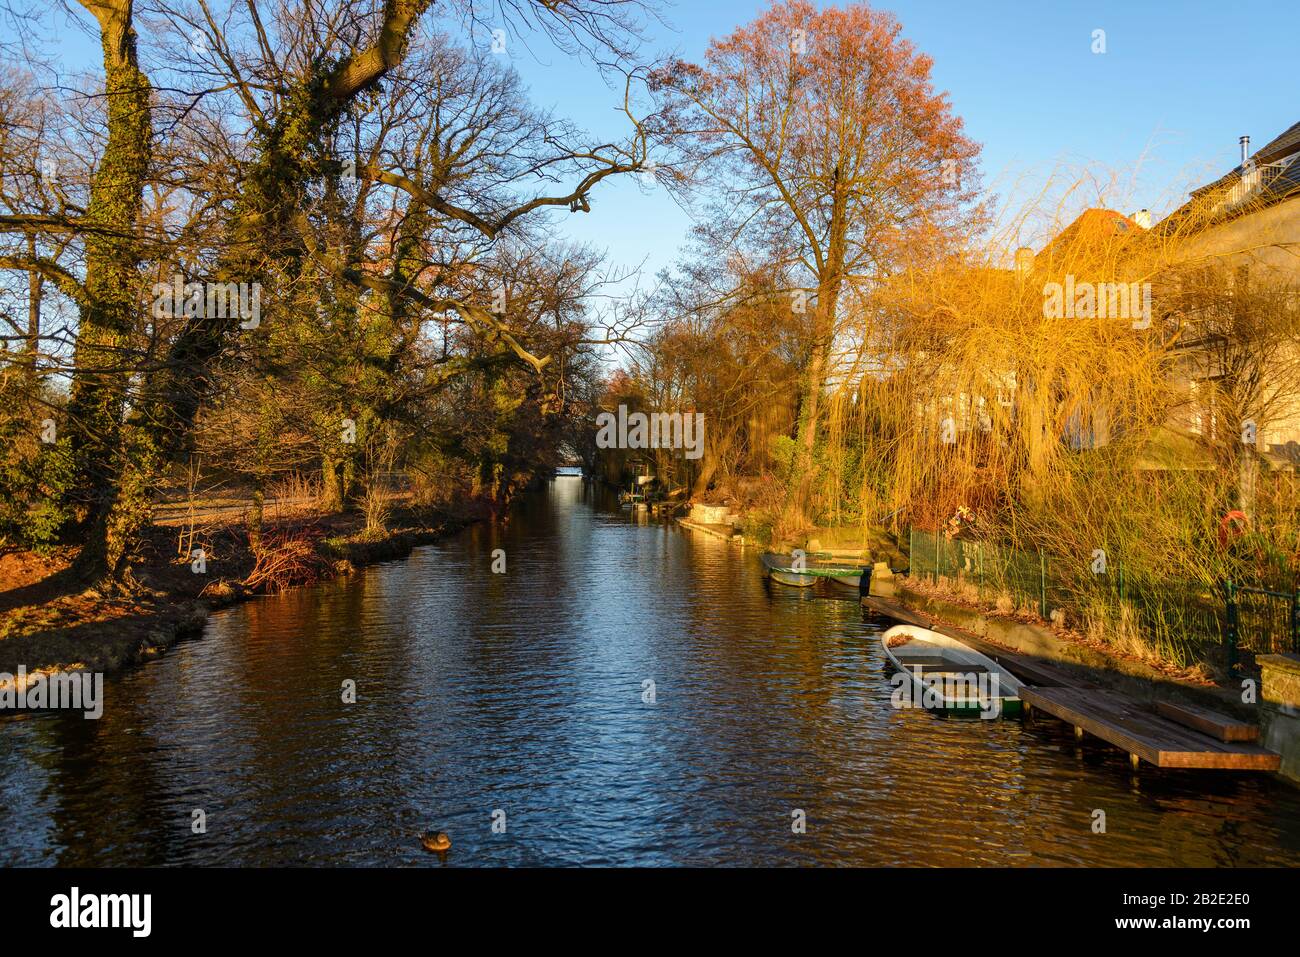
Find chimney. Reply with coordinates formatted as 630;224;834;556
1240;135;1251;166
1132;209;1151;229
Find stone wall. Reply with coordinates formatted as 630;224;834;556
1260;654;1300;783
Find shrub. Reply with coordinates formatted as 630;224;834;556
0;418;74;552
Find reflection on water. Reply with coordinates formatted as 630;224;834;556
3;479;1300;866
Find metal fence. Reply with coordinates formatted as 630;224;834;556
910;529;1050;616
1225;583;1300;673
908;528;1298;672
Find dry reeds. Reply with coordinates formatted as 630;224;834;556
818;180;1300;666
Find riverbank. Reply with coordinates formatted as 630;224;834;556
682;511;1300;778
677;509;1238;702
10;480;1300;866
0;501;480;678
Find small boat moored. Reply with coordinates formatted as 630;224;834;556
880;624;1023;717
827;571;864;592
760;552;864;588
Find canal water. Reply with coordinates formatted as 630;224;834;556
3;478;1300;866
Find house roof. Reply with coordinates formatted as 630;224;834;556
1191;120;1300;198
1035;208;1145;267
1158;119;1300;233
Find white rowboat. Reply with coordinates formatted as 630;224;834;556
880;624;1023;716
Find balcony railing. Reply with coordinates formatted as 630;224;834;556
1215;156;1297;212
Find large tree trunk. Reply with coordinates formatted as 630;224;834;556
786;261;842;525
785;175;847;526
787;339;826;519
67;0;153;588
321;454;343;513
692;453;719;496
74;439;156;591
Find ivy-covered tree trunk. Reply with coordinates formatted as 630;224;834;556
786;279;838;528
321;455;343;513
146;0;434;458
67;0;153;587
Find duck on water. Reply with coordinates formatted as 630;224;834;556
421;831;451;853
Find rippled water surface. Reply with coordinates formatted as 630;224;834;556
4;479;1300;866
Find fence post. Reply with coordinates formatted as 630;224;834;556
1039;548;1048;619
1292;588;1299;655
1224;579;1239;680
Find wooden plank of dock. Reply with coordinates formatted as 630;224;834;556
1020;686;1280;770
861;595;930;628
676;519;736;541
1155;700;1259;742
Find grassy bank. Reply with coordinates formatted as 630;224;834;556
0;499;479;677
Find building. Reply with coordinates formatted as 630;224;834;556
1157;121;1300;462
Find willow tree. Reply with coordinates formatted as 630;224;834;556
651;0;980;527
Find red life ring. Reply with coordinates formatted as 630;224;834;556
1218;510;1249;549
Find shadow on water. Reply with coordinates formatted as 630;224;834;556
3;478;1300;866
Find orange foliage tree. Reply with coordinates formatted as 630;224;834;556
651;0;982;525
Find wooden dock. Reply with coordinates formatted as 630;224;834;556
861;594;930;627
862;594;1280;772
677;519;737;542
1020;686;1280;770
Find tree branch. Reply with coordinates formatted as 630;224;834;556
0;255;88;309
327;0;435;103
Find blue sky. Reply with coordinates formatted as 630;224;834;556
47;1;1300;285
497;0;1300;283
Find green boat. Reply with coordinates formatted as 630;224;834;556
760;552;864;587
